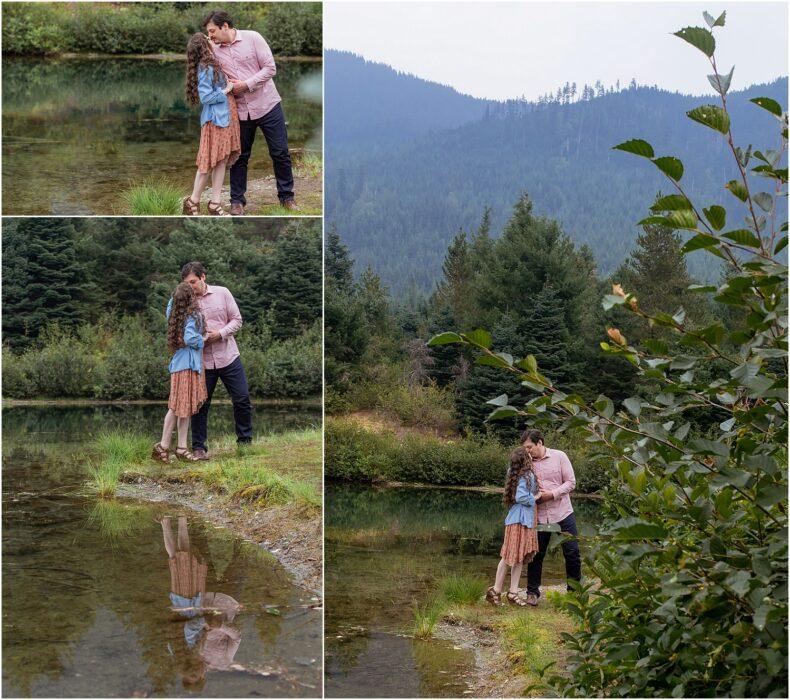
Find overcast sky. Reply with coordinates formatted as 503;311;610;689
325;1;789;100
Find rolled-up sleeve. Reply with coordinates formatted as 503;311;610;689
219;290;242;339
245;32;276;92
552;452;576;500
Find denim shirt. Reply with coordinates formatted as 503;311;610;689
198;65;230;128
166;301;204;374
504;473;538;527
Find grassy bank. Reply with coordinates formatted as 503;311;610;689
85;427;321;511
414;575;572;696
325;414;609;492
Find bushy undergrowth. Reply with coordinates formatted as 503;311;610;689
3;2;321;56
3;319;320;400
325;417;606;492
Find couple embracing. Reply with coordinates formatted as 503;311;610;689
486;429;582;607
152;262;253;464
182;9;298;216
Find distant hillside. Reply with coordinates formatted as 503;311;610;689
325;51;787;295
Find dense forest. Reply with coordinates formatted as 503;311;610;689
325;50;787;294
3;1;321;56
326;190;725;442
2;218;321;400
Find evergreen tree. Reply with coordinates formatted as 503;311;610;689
434;229;475;329
325;226;354;293
520;285;572;386
2;218;94;348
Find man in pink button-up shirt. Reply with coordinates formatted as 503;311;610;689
522;429;582;605
203;9;297;214
181;261;252;460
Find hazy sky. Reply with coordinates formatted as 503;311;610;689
325;1;789;100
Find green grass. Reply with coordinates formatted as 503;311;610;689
87;499;149;545
294;151;323;178
440;574;488;606
258;202;322;216
122;179;183;215
84;427;321;511
412;596;446;639
86;430;152;497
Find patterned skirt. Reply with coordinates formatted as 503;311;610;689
196;95;241;174
500;518;539;567
168;369;208;419
169;551;208;599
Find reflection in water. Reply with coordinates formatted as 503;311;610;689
2;406;321;697
324;482;600;698
2;57;322;214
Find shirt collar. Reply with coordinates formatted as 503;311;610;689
202;284;215;296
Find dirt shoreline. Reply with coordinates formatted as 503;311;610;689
117;475;322;596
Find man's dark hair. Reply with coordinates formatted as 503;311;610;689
202;9;234;29
181;261;207;279
521;428;545;445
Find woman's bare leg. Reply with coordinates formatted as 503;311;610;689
161;409;177;449
509;562;523;593
210;158;228;205
191;169;211;203
161;517;177;557
176;416;190;451
494;558;509;594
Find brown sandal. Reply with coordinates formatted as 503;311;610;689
152;442;171;463
207;201;229;216
485;586;502;607
175;448;200;462
182;196;200;216
506;591;529;607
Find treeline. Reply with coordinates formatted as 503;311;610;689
325;49;787;294
2;218;321;400
3;2;321;56
326;191;733;442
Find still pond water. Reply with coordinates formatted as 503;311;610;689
2;404;321;698
324;482;600;698
2;57;322;214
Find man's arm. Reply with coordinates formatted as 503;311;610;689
243;31;277;92
552;452;576;500
218;289;243;339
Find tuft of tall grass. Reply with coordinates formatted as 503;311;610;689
86;430;152;497
412;597;445;639
439;574;488;606
87;499;149;545
294;151;323;178
123;179;183;215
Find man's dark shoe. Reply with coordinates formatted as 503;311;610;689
230;202;245;216
192;448;210;461
525;593;539;607
280;199;300;211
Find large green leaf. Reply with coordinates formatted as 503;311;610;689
687;105;731;134
682;233;719;253
612;139;655;158
674;26;715;56
463;328;492;349
651;194;692;211
666;210;699;230
427;331;463;346
611;517;668;541
750;96;783;117
753;192;773;212
653;156;684;181
488;406;520;421
703;205;726;230
723;229;762;248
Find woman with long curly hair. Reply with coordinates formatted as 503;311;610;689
485;446;540;606
182;32;241;216
152;282;208;463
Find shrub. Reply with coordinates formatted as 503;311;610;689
376;381;456;433
98;318;169;399
2;2;70;55
256;2;322;56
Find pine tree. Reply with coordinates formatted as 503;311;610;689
325;226;354;293
520;286;572;386
2;219;94;348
